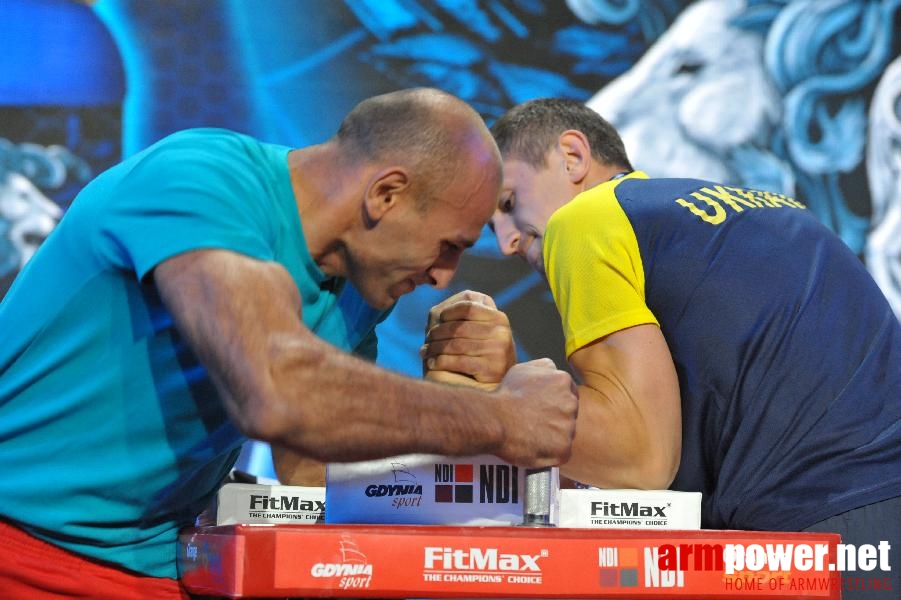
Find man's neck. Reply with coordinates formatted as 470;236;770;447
581;163;632;191
287;143;354;279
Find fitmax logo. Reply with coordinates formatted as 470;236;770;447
424;547;544;571
248;495;325;512
590;501;667;517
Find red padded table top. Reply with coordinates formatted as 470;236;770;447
178;524;841;598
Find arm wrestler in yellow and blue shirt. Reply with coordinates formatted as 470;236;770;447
544;170;901;532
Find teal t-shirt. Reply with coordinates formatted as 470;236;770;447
0;128;387;578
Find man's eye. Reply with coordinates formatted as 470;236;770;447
501;194;515;212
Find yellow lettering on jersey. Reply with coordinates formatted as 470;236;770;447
701;186;758;212
676;192;726;224
762;191;806;208
677;187;806;224
727;186;772;207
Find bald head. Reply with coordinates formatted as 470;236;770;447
336;88;501;210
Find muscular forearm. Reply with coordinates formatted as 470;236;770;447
562;384;678;489
154;250;576;469
261;332;507;462
563;324;681;490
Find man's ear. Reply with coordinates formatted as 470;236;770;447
363;167;410;226
558;130;591;184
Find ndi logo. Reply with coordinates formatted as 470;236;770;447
435;464;474;503
434;463;519;504
598;546;640;589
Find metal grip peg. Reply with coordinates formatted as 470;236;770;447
521;466;558;527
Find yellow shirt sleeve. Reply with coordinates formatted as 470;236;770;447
543;173;658;358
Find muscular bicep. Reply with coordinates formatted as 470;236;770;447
152;249;305;437
564;323;681;489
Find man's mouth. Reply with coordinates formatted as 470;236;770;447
390;278;416;300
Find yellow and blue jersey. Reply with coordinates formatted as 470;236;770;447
544;171;901;530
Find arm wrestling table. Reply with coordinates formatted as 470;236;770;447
177;523;842;599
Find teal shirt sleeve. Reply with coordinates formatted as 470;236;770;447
88;129;278;280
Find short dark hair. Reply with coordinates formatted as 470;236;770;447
491;98;632;170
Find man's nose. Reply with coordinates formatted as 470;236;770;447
493;220;521;257
426;263;457;289
423;249;464;289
